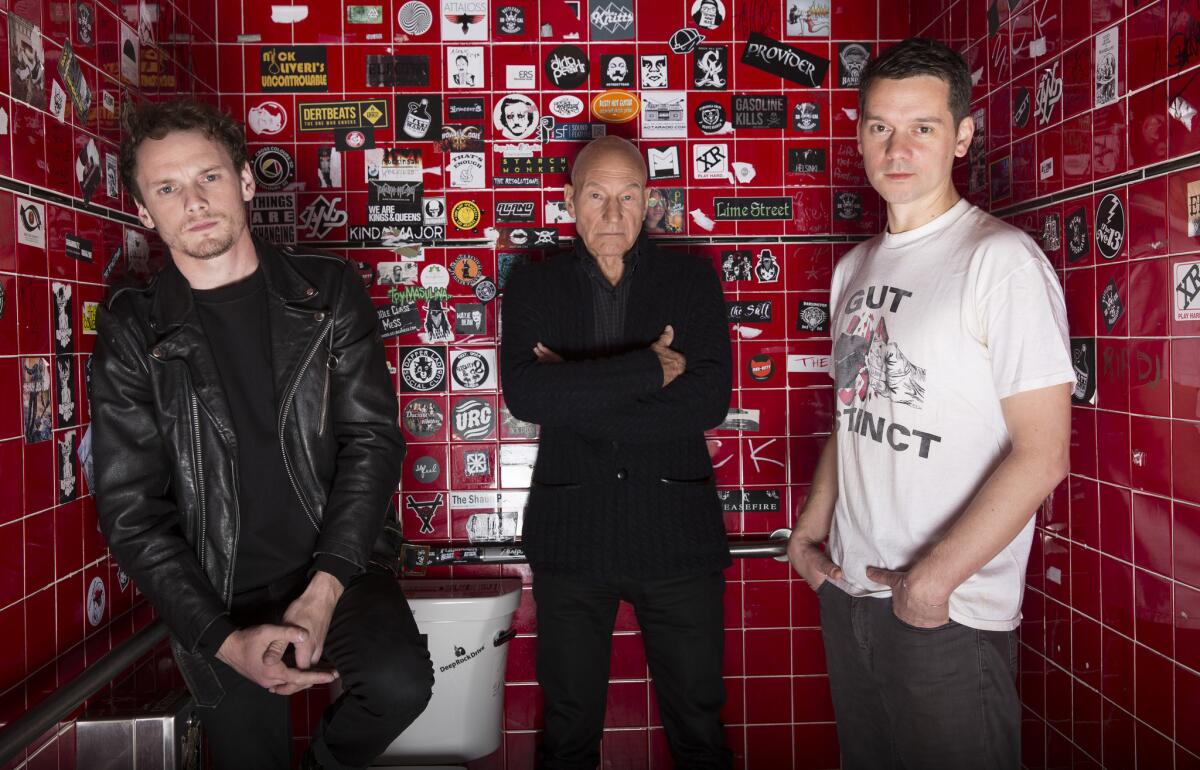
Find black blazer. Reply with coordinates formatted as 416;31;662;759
500;234;733;579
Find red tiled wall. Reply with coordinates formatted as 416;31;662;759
8;0;1193;768
915;0;1200;767
0;0;218;767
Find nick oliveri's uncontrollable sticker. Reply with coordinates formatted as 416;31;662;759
741;33;829;88
713;197;793;221
260;46;328;92
1175;260;1200;321
299;100;389;131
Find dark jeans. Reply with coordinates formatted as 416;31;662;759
195;567;433;770
817;581;1020;770
532;570;733;770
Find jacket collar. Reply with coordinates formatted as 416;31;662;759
149;236;319;333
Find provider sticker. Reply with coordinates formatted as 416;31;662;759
713;197;794;221
298;99;389;131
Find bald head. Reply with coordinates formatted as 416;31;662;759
570;135;647;186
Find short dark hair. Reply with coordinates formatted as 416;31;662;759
858;38;972;125
119;98;248;204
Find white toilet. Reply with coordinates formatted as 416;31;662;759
372;578;524;769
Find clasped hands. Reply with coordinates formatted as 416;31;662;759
215;571;344;695
787;532;951;628
534;325;686;387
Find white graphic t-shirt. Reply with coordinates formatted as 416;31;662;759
826;199;1074;631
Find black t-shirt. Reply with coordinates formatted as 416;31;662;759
193;269;316;594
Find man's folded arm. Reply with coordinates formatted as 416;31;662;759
500;266;664;426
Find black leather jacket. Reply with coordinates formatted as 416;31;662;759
92;239;404;705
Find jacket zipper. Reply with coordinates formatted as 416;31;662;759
279;316;333;532
189;392;208;570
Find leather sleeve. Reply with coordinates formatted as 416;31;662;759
499;265;663;426
314;261;406;568
92;303;230;652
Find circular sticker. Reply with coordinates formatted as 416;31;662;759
402;397;444;438
544;45;589;90
452;200;482;230
397;0;433;35
493;94;540;140
412;456;441;483
452;351;490;388
1094;193;1125;260
747;354;774;382
421;263;450;289
549;94;585;119
250;146;294;190
402;347;446;392
451;397;495;440
343;130;367;148
474;278;498;302
695;101;727;134
451;254;483;285
248;101;287;135
690;0;725;29
86;576;106;626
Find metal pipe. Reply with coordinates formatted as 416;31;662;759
0;621;169;767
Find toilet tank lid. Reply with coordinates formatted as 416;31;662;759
399;578;523;622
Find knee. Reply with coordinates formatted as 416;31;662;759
355;642;434;723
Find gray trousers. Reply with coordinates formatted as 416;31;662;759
817;581;1020;770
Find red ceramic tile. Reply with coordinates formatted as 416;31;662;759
1071;543;1102;621
1178;663;1200;758
1176;581;1200;673
1178;500;1200;589
1096;409;1131;487
1135;568;1175;656
1131;416;1173;496
1135;643;1175;737
744;628;790;677
1174;419;1200;505
1101;624;1135;712
604;680;648;729
1072;678;1102;759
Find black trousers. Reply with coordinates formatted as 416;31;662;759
195;567;433;770
532;570;733;770
817;581;1020;770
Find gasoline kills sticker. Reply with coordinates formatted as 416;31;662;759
260;46;328;92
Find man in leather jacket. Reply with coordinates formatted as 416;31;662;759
92;99;432;770
500;136;733;769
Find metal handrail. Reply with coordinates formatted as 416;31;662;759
0;620;169;767
0;531;793;764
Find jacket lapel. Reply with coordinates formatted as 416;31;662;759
255;240;327;408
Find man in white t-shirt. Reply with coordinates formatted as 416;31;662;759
787;38;1073;769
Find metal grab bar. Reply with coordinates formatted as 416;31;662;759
0;620;170;767
401;531;794;574
0;532;795;764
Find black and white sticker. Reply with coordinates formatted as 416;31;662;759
691;0;725;29
377;302;422;338
713;197;793;221
493;93;539;140
726;300;773;323
733;94;786;129
788;147;826;173
496;5;525;34
600;55;634;89
755;249;780;282
455;302;487;334
452;396;495;439
717;488;781;513
365;54;429;87
1099;278;1124;331
17;198;46;248
1013;87;1031;129
448;96;486;121
405;493;444;534
1042;213;1061;252
793;101;820;131
495;200;535;223
450;348;497;390
1069;338;1096;404
412;456;441;484
693;46;728;90
400;346;448;392
398;94;441;140
640;55;668;89
441;0;488;40
252;146;295;190
1035;61;1062;126
588;0;634;40
721;250;752;281
447;46;484;88
1094;193;1125;260
834;191;861;221
1066;205;1090;262
546;45;589;89
837;43;870;88
1175;260;1200;321
641;91;688;138
796;299;829;332
692;143;729;179
647;146;681;180
741;32;829;88
250;193;296;244
694;101;727;134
